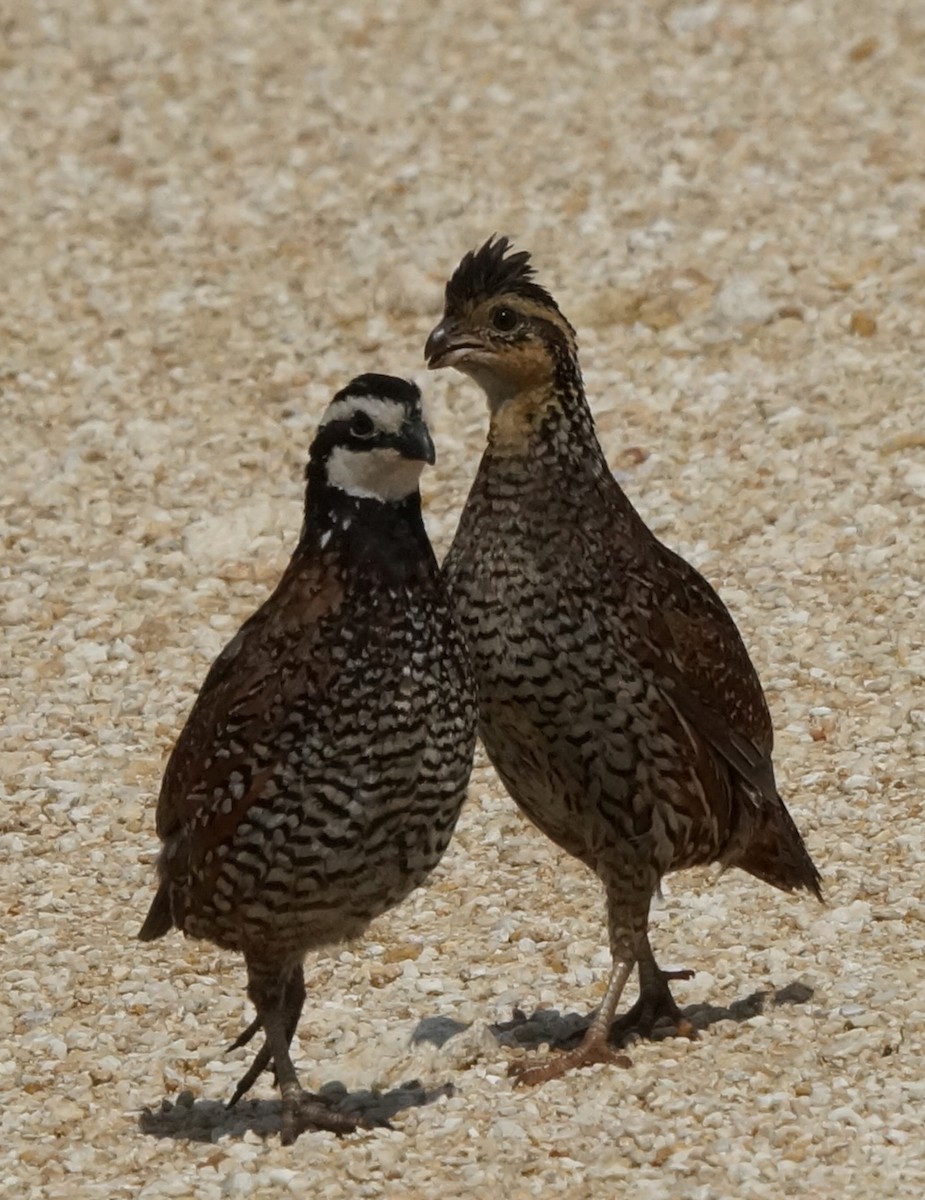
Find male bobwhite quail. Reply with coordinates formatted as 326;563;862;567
425;238;821;1085
139;374;477;1140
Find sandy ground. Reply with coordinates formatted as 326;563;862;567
2;1;925;1196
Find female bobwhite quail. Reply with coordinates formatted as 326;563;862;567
425;239;821;1085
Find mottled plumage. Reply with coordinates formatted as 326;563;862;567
139;374;477;1138
426;238;821;1084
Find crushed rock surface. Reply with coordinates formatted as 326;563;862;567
2;1;924;1196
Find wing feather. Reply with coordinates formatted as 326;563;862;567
154;554;344;842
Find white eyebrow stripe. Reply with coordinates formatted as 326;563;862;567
320;395;408;434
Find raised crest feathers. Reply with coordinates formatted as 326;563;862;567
444;235;558;312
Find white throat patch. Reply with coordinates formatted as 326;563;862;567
326;445;424;502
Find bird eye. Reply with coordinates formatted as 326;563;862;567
490;306;519;332
349;411;375;438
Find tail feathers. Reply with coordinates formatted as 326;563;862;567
138;881;174;942
735;802;823;902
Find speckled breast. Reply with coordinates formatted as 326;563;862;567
445;538;719;876
181;600;476;955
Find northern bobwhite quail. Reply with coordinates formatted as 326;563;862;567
425;238;821;1085
138;374;477;1140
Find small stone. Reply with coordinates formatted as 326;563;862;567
849;310;877;337
222;1172;253;1197
848;36;879;62
368;964;402;988
381;942;423;964
712;275;776;326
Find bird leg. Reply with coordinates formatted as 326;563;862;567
509;957;635;1086
510;885;684;1086
227;965;304;1107
265;1007;360;1144
229;962;359;1141
227;1037;274;1109
607;933;698;1046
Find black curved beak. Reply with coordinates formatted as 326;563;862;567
424;321;450;368
424;319;483;370
396;417;436;466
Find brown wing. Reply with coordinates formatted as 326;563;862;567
154;551;344;843
621;539;778;804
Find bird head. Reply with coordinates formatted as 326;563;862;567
424;236;578;412
312;374;435;503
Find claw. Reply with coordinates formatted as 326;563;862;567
509;1028;632;1087
227;1015;263;1053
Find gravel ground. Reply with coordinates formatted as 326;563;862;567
3;1;925;1196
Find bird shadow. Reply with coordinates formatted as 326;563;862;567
138;1077;454;1143
140;982;814;1141
413;980;815;1053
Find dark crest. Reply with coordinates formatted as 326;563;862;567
444;235;559;313
334;373;422;415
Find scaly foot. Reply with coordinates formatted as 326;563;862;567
608;967;698;1046
509;1027;633;1087
280;1087;363;1144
